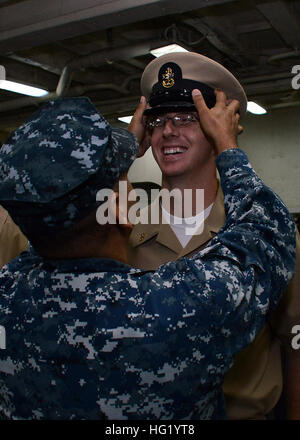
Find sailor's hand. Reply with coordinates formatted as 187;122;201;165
192;89;242;155
128;96;151;158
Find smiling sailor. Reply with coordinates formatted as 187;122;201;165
127;51;300;420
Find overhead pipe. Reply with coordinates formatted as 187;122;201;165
0;82;131;113
268;50;300;65
0;39;168;112
241;72;293;84
56;39;167;96
267;100;300;110
6;54;61;75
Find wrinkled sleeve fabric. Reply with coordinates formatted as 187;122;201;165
152;148;296;384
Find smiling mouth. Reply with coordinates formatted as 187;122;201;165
163;146;188;156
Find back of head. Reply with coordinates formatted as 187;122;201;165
0;97;138;251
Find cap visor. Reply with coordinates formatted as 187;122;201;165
144;102;196;116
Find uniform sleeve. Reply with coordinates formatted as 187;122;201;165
268;229;300;351
154;148;296;365
201;147;296;305
0;205;28;268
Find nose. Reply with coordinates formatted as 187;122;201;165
162;119;179;137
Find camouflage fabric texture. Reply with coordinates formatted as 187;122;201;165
0;97;138;238
0;149;296;420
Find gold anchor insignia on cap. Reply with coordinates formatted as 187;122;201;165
162;67;175;88
138;232;146;242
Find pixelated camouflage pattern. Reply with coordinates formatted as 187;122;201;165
0;97;138;236
0;149;296;420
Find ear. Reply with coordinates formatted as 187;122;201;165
113;191;133;232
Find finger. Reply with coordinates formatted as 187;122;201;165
237;124;244;135
133;96;147;123
192;89;209;115
128;97;148;143
214;89;227;106
128;96;147;131
134;96;147;120
227;99;240;113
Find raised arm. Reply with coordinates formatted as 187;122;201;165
146;92;296;418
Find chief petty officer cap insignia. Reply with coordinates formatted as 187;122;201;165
0;97;139;239
141;52;248;118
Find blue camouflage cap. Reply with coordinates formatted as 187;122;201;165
0;97;139;238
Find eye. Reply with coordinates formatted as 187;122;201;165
148;119;160;128
153;117;164;127
186;114;198;122
178;115;192;124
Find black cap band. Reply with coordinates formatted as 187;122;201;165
144;81;216;116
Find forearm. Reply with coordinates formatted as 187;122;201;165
215;148;296;285
153;145;296;374
187;148;296;315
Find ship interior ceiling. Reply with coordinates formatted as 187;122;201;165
0;0;299;138
0;0;300;228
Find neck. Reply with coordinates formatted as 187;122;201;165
98;232;129;264
41;226;130;264
161;167;218;217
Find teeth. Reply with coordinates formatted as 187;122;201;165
163;147;187;155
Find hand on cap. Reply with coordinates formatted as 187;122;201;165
128;96;151;158
192;89;242;155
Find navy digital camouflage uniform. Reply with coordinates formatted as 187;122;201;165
0;98;296;420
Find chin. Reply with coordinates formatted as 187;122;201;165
157;159;183;173
161;168;186;179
